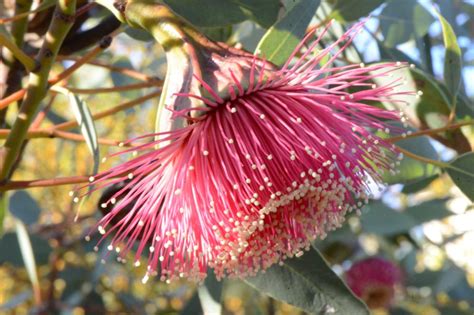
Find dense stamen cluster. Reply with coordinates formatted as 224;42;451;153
75;21;412;283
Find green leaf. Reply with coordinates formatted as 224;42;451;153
67;92;100;175
435;265;466;294
446;152;474;202
46;110;68;125
362;200;452;236
164;0;244;27
255;0;320;66
55;86;100;169
163;0;280;28
407;269;441;288
110;58;143;99
390;307;413;315
329;0;385;22
436;306;473;315
245;246;369;314
384;136;439;185
60;267;90;300
0;233;51;266
181;272;223;315
0;291;32;312
380;0;435;47
411;69;471;152
436;11;462;98
404;199;452;224
402;174;439;194
14;220;40;299
408;265;474;306
117;293;146;314
202;26;233;42
0;194;6;235
124;26;154;42
411;69;451;128
234;0;281;29
9;191;41;225
374;65;470;154
453;92;474;119
376;40;419;65
361;202;416;235
80;291;106;313
0;24;10;37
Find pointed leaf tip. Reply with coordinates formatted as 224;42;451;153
446;152;474;202
255;0;321;66
436;11;462;99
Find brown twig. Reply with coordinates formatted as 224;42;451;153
0;175;90;191
0;36;113;110
387;120;474;143
59;15;121;55
54;90;162;131
1;0;78;184
65;81;158;94
0;128;137;146
56;56;159;82
75;2;97;18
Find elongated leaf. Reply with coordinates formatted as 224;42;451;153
67;92;100;174
402;174;439;194
361;202;416;235
124;26;154;42
53;88;99;172
255;0;320;66
436;306;473;315
384;136;439;185
0;291;32;311
197;275;222;315
9;191;41;225
181;272;223;315
0;24;10;36
407;266;465;293
437;11;462;98
60;267;90;300
404;199;452;224
164;0;244;27
362;200;452;235
117;293;146;314
110;59;143;99
14;220;40;302
46;110;69;125
329;0;385;22
377;39;419;65
380;0;435;47
202;25;233;42
163;0;279;28
0;233;51;266
446;152;474;202
0;194;6;235
411;69;470;152
245;246;369;314
373;65;470;153
235;0;281;29
80;291;106;313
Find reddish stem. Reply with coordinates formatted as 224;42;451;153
1;175;89;191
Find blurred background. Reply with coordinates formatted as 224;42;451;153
0;0;473;314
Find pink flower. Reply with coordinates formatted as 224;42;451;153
79;20;410;283
345;257;403;309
